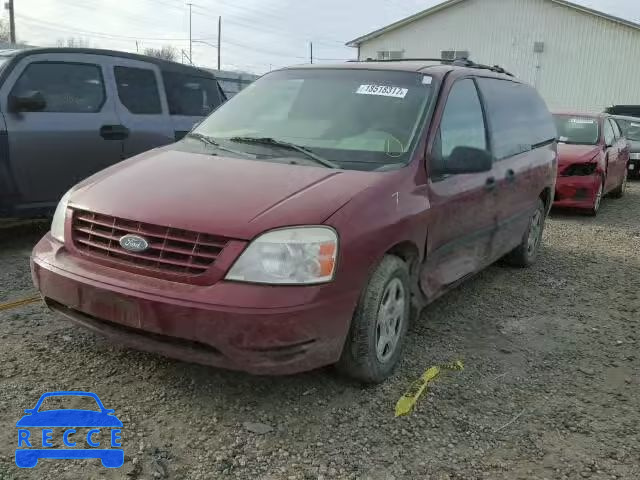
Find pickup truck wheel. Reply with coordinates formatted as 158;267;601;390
610;169;627;199
337;255;410;383
504;199;546;268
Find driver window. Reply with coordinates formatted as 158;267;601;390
603;120;615;146
610;119;622;140
432;78;486;173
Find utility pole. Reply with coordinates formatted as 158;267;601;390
310;41;313;64
187;2;193;65
217;15;221;70
6;0;15;43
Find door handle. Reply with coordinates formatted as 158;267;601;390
505;169;516;183
100;124;129;141
485;176;497;191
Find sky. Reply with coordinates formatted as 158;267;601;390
9;0;640;74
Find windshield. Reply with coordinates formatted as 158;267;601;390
553;115;599;145
192;68;434;171
615;119;640;141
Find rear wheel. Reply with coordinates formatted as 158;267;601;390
610;169;628;199
504;199;546;268
337;255;410;383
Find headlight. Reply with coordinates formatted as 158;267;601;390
225;227;338;284
51;190;72;243
562;162;597;176
630;152;640;160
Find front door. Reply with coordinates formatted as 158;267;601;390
607;118;629;191
603;118;620;193
0;53;123;209
102;57;174;158
421;77;497;299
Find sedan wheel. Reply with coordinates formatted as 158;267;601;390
589;180;604;215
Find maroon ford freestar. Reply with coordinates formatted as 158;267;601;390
32;60;557;382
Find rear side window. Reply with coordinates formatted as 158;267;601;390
11;62;105;113
114;66;162;114
162;71;222;116
477;78;556;160
432;78;487;172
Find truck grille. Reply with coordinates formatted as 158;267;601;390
71;209;228;276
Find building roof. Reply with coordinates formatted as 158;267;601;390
346;0;640;46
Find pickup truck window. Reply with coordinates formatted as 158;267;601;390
11;62;105;113
162;71;222;116
114;66;162;114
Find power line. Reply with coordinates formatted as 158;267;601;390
17;14;191;42
188;5;348;48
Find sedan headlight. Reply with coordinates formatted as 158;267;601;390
225;227;338;284
51;190;72;243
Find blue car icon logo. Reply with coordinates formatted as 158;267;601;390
16;391;123;468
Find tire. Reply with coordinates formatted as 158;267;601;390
504;199;546;268
588;177;605;216
337;255;411;383
610;168;628;199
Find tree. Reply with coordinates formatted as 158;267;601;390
144;45;177;62
57;37;92;48
0;19;9;43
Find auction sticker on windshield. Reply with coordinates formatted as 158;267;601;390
356;84;408;98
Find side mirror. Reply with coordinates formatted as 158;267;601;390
440;146;493;175
9;90;46;112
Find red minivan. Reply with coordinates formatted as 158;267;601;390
553;112;629;215
31;60;557;383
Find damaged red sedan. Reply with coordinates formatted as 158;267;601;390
553;112;629;215
31;61;557;383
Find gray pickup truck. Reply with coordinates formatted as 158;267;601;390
0;47;226;217
612;115;640;178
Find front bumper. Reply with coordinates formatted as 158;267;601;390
628;156;640;176
31;234;358;375
553;174;600;209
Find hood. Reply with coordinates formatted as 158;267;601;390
70;147;382;240
16;410;123;427
628;140;640;152
557;144;601;167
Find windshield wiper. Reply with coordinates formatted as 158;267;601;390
229;136;339;168
185;132;255;158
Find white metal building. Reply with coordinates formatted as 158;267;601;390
347;0;640;112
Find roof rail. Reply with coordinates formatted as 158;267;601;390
352;56;514;77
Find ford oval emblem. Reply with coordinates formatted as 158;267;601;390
119;234;150;253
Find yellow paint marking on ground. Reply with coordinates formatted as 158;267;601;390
395;360;464;417
0;295;41;312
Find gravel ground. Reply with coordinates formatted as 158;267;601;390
0;184;639;480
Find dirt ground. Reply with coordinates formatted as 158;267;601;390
0;183;638;480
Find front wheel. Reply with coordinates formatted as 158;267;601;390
588;178;605;216
504;199;546;268
337;255;410;383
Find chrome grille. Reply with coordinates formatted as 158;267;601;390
72;209;228;276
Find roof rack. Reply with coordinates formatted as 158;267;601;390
352;57;514;77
